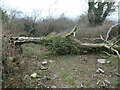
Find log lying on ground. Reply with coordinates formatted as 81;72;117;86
78;42;120;59
8;25;120;59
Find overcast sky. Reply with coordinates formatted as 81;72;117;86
0;0;119;20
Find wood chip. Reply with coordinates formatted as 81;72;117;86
97;80;100;85
80;83;84;88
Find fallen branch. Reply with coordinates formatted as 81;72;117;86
110;40;120;48
77;41;120;59
103;51;111;56
8;26;120;58
66;26;77;37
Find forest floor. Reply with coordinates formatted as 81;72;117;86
3;43;119;88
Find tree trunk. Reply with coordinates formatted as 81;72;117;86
88;0;115;26
8;25;120;59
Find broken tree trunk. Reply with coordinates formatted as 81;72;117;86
9;36;46;55
78;42;120;59
8;25;120;59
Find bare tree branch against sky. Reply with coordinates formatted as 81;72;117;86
0;0;119;21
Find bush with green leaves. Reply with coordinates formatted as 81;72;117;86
43;33;81;55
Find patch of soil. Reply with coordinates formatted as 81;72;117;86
3;54;119;88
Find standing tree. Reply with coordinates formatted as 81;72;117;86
88;0;115;26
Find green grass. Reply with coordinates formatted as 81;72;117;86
22;43;51;59
37;52;51;58
106;57;119;65
110;77;118;85
106;57;119;85
56;55;80;61
60;70;76;86
22;43;119;88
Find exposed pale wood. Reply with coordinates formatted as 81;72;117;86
66;26;77;37
77;41;120;59
105;23;120;41
110;40;120;48
8;26;120;59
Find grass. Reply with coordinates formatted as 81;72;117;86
21;43;119;88
105;57;119;86
106;57;119;65
22;43;52;59
37;52;51;58
110;77;118;85
56;55;79;61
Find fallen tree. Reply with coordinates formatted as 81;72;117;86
8;24;120;59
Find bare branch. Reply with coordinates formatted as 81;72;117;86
110;40;120;48
105;23;120;41
8;24;120;59
66;26;77;37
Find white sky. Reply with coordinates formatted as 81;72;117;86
0;0;119;20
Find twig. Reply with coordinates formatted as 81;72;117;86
103;51;111;56
97;80;100;85
104;44;120;59
80;83;84;88
100;35;105;41
110;40;120;48
115;73;120;77
100;35;111;44
66;26;77;37
102;81;106;86
100;34;120;59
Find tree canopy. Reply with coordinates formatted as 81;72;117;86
88;0;115;26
